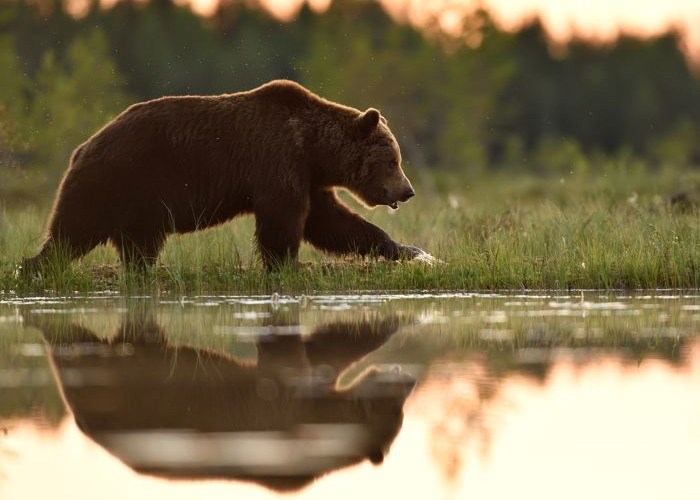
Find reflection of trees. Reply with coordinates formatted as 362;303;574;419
399;328;698;486
411;361;496;484
298;299;699;485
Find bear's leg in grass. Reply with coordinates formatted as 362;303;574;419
22;238;95;272
254;198;308;270
21;204;109;274
111;231;166;271
303;189;423;260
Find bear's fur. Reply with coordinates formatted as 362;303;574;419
23;80;425;271
27;311;415;490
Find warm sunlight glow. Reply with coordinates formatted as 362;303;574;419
3;353;700;500
182;0;331;17
179;0;700;62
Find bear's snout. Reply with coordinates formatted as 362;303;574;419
389;176;415;203
379;174;415;209
399;187;415;202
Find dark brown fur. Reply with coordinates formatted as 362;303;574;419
23;80;423;271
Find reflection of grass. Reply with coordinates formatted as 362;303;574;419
10;294;699;360
2;293;699;424
1;169;698;293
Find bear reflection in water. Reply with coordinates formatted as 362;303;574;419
29;312;414;490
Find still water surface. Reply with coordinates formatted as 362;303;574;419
1;292;699;499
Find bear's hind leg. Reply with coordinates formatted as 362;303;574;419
20;232;105;277
20;176;115;277
112;232;165;272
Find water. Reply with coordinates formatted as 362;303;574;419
0;292;699;499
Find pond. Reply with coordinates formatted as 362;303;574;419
1;292;699;499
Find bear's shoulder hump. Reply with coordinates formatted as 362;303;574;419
253;80;312;109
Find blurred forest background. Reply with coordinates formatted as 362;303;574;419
1;0;700;205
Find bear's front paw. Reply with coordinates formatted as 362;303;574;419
396;244;425;259
397;245;443;265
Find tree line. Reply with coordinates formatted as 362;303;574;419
1;0;699;200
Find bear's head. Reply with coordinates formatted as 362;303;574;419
347;109;415;209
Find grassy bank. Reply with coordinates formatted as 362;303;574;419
1;167;698;294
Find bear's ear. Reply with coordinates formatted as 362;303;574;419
356;108;381;137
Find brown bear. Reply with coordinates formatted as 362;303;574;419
26;310;415;490
22;80;430;271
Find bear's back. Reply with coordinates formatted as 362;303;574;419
249;79;314;110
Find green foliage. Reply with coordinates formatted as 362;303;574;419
29;29;131;170
0;35;30;155
531;136;589;175
300;4;514;171
649;119;700;167
0;27;130;201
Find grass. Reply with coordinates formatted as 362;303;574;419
1;164;699;294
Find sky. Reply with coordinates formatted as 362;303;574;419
62;0;700;64
180;0;700;63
